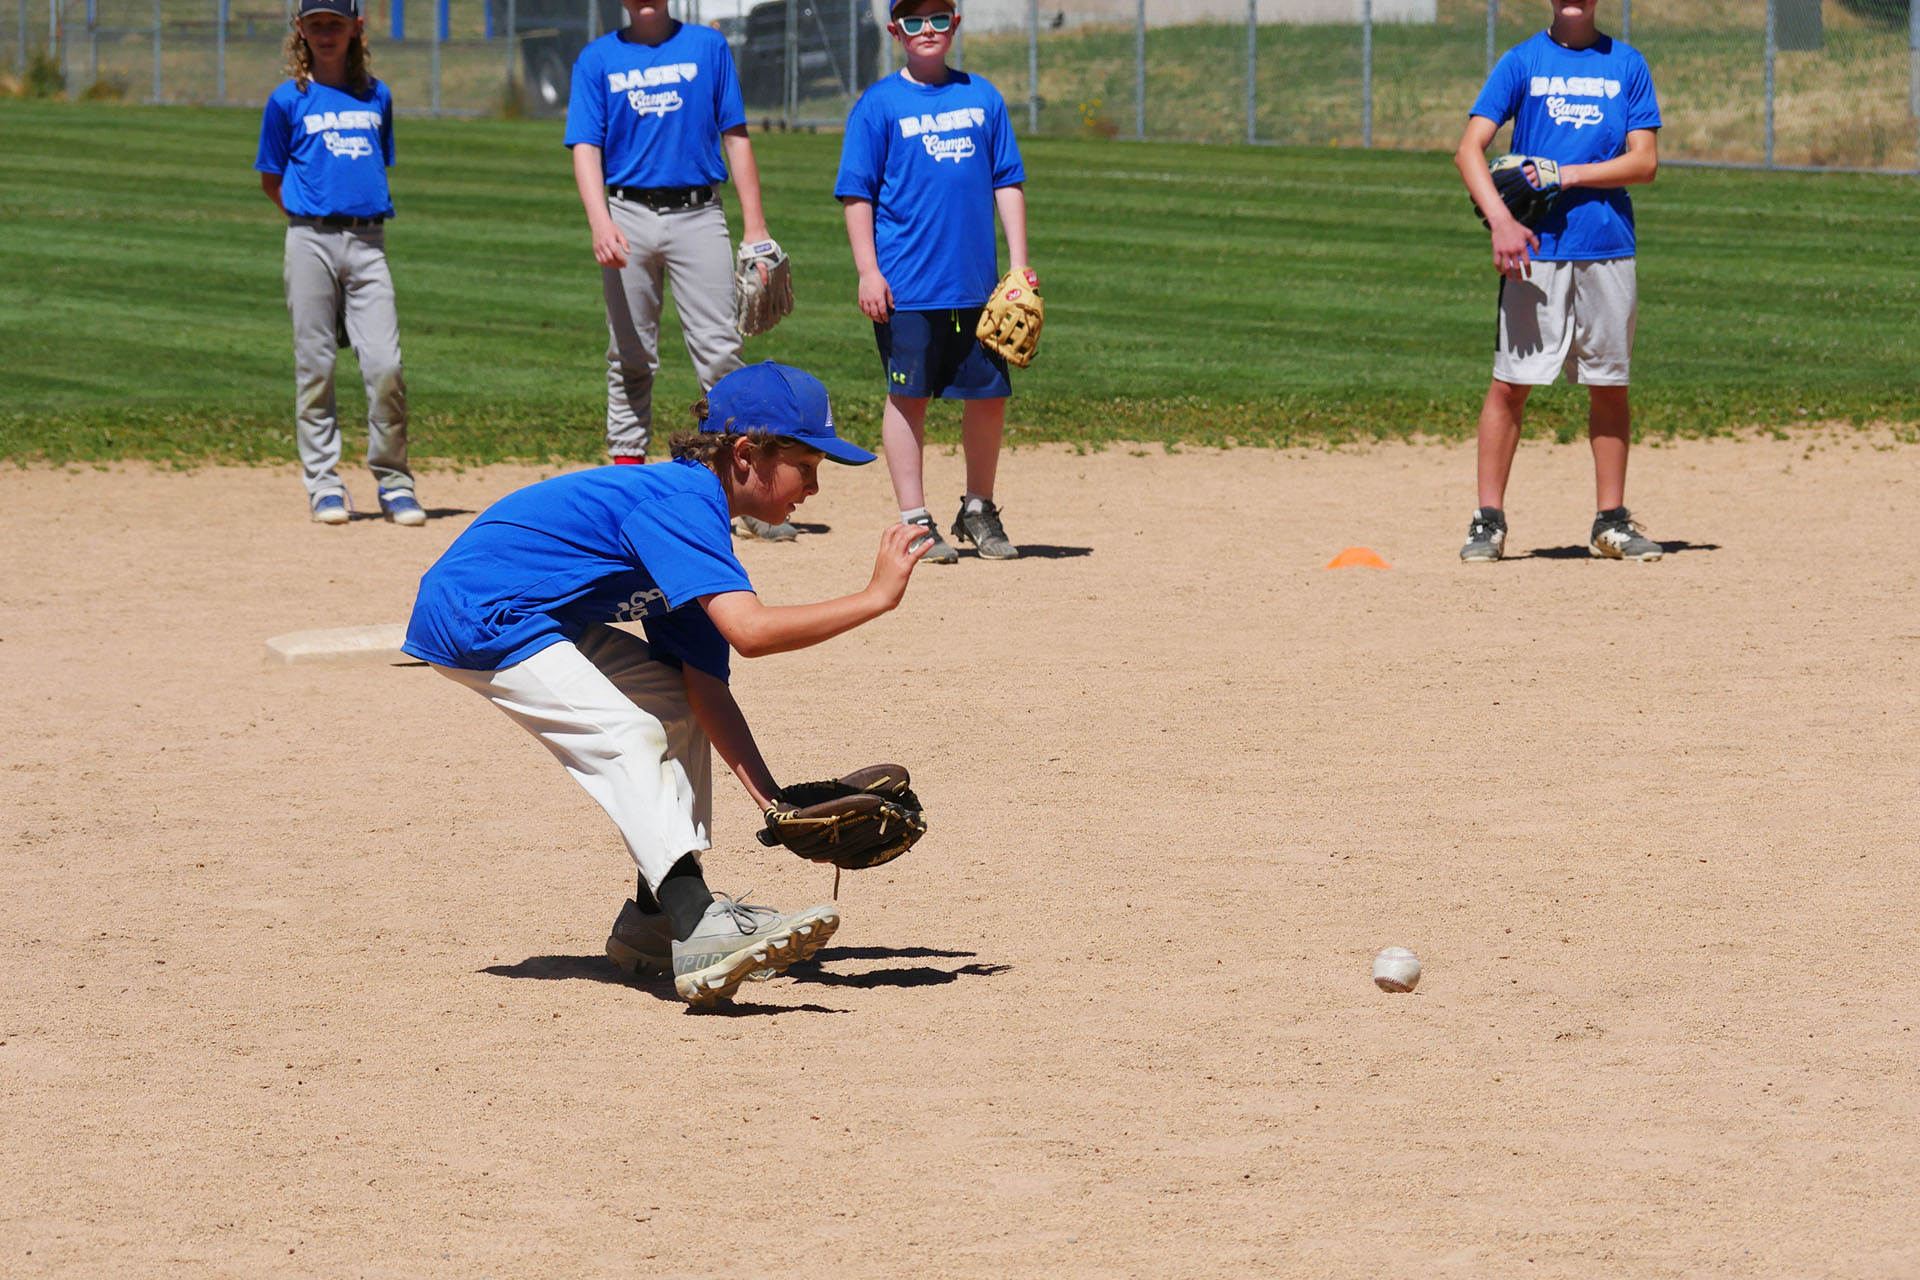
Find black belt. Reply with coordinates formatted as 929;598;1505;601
607;185;715;211
289;214;385;228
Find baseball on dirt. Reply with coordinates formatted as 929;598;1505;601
1372;946;1421;993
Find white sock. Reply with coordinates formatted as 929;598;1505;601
900;506;930;524
962;492;991;512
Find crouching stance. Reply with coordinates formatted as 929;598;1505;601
404;362;928;1007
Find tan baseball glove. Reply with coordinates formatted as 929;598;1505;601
976;265;1043;368
733;238;794;337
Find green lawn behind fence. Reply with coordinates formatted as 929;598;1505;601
2;99;1915;465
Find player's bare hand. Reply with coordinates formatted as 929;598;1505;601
857;270;894;322
593;223;630;269
866;521;929;609
1490;219;1539;281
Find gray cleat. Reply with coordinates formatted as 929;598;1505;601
1459;507;1507;562
671;893;839;1008
1589;507;1663;561
950;497;1019;560
606;898;672;977
734;514;799;542
905;512;959;564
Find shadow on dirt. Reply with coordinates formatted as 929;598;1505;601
480;945;1010;1008
1519;539;1721;560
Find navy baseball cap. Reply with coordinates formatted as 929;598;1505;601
701;362;874;465
297;0;360;18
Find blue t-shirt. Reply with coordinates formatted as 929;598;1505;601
563;22;745;189
1470;31;1661;261
834;69;1026;311
255;79;396;219
403;459;753;680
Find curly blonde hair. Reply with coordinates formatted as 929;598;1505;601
283;15;373;94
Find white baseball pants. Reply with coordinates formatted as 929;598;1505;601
432;625;713;891
600;196;744;459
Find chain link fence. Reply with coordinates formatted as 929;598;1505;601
5;0;1917;170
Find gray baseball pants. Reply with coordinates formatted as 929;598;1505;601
601;196;743;460
284;222;412;499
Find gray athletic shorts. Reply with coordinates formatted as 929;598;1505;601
1493;256;1637;387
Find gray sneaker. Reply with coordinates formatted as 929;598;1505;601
904;512;959;564
605;898;672;977
734;514;799;542
671;892;839;1008
951;497;1019;560
1589;507;1662;561
1459;507;1507;562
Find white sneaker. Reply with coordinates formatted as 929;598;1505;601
671;893;838;1008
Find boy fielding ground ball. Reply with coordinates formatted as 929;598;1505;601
835;0;1032;563
1455;0;1662;563
403;363;931;1008
256;0;423;527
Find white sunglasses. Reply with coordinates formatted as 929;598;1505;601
896;13;953;35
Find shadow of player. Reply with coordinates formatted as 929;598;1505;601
1518;539;1721;560
957;543;1091;560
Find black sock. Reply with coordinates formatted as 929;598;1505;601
654;854;713;943
635;871;661;914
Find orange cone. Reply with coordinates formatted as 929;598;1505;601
1325;546;1390;569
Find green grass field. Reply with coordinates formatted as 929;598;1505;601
2;98;1916;465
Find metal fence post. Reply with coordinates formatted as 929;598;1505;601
1244;0;1254;145
86;0;95;90
151;0;160;101
1361;0;1372;147
18;0;26;78
1619;0;1628;44
1485;0;1495;75
849;0;857;96
1764;0;1775;168
783;0;794;129
505;0;517;101
1912;0;1920;171
1133;0;1143;139
1027;0;1037;132
430;0;441;116
216;0;226;104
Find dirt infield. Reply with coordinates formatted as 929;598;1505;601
4;435;1916;1278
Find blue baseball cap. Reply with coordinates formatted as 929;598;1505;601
297;0;360;17
700;362;875;465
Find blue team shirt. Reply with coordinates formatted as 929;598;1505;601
1470;31;1661;261
255;79;396;219
834;70;1026;311
402;459;753;680
564;22;745;189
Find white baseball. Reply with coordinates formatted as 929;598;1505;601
1372;946;1421;992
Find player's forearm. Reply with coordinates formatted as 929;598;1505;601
683;664;777;808
721;130;770;242
570;144;615;229
1455;144;1518;228
1563;142;1658;189
994;184;1029;266
710;590;893;659
260;172;287;214
841;198;882;276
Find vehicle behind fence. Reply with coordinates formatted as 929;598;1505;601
6;0;1917;171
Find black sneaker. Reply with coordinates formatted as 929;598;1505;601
950;497;1019;560
1459;507;1507;562
1589;507;1662;561
905;512;959;564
